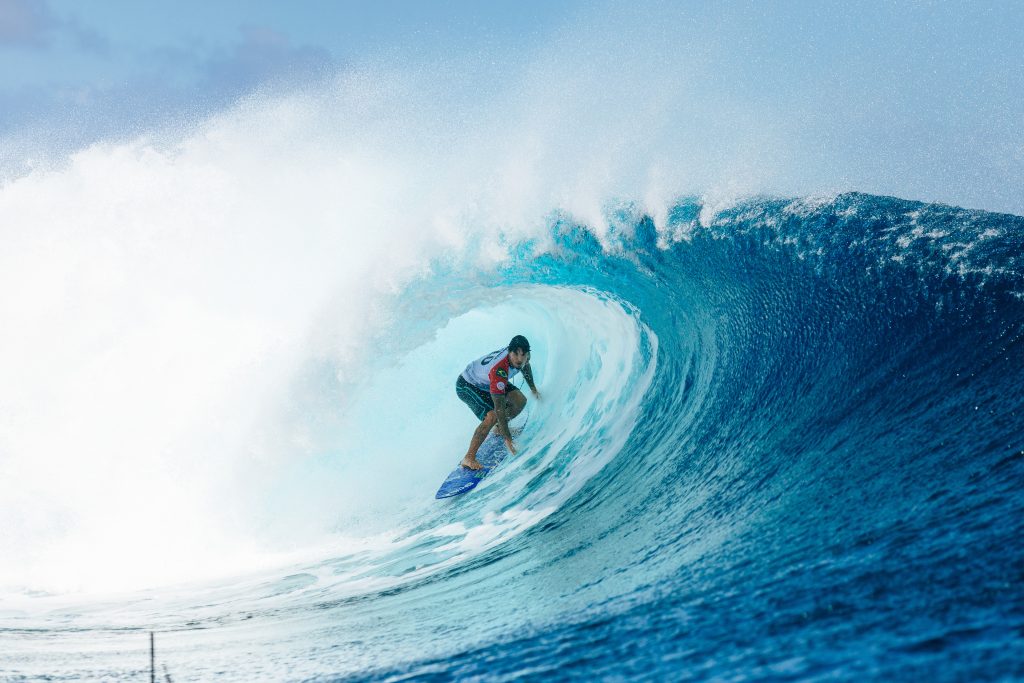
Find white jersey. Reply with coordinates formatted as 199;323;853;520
461;347;521;392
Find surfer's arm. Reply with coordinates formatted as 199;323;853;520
522;362;541;399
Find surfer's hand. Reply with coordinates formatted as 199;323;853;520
531;388;541;400
505;437;517;455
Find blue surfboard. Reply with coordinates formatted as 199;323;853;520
435;425;524;499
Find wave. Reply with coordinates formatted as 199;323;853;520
3;191;1023;681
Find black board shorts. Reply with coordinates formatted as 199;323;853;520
456;375;521;421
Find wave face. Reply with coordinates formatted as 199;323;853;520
3;193;1024;681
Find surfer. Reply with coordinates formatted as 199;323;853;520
456;335;541;470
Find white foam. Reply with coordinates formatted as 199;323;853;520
0;40;776;596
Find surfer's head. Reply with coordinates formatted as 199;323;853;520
508;335;531;368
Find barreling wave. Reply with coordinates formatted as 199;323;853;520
4;192;1023;682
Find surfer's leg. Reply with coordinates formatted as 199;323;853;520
462;411;496;470
456;376;493;420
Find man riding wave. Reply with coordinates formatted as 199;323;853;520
455;335;541;470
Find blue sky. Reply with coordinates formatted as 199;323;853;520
0;1;580;147
1;0;1022;214
2;0;573;87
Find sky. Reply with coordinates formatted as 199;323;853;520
0;1;581;163
1;0;1022;214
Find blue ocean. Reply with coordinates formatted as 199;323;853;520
2;189;1022;681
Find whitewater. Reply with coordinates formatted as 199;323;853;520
2;36;1024;682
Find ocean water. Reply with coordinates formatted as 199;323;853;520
2;182;1022;680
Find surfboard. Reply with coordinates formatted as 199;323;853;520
435;426;523;499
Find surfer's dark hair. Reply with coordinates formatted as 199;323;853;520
509;335;530;354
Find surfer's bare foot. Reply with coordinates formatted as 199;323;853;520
461;456;483;470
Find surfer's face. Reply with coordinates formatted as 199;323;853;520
509;349;530;369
